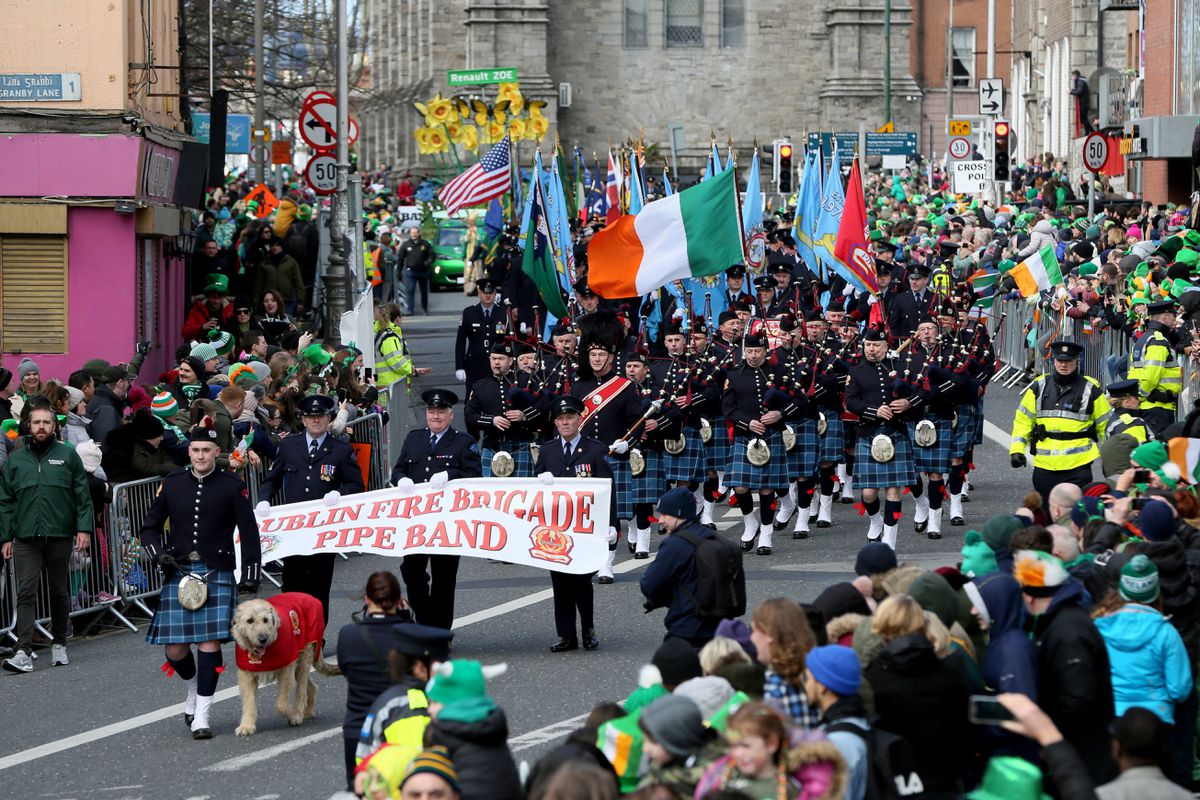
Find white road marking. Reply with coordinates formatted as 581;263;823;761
509;713;589;752
201;726;341;772
982;418;1012;450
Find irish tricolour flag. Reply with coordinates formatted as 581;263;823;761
1006;245;1063;297
586;167;744;298
1168;437;1200;484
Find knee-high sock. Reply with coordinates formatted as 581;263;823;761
845;449;855;474
884;499;903;527
686;480;700;492
759;491;776;526
947;463;965;495
928;479;946;510
909;475;924;498
168;651;197;681
702;476;719;500
634;503;653;528
818;465;835;495
862;497;881;517
796;478;817;509
197;650;223;697
735;491;754;514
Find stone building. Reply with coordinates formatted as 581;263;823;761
360;0;922;178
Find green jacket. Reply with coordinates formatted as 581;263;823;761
0;438;94;541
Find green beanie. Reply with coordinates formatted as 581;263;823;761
981;515;1023;553
961;530;999;578
83;358;112;381
425;660;502;723
1131;440;1168;473
1119;554;1160;603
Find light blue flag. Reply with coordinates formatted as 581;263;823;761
548;154;577;299
662;169;674;197
742;151;763;236
813;150;870;294
517;149;543;251
703;141;723;181
627;151;645;215
792;148;822;280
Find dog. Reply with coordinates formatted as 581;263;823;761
230;592;340;736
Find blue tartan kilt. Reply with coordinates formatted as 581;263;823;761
953;404;977;458
665;425;706;482
854;428;917;489
605;455;634;520
706;416;732;471
727;432;789;490
146;561;237;645
907;418;954;474
785;419;821;481
819;413;846;463
482;442;534;477
972;399;985;446
631;447;667;505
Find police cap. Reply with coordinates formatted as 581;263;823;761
1106;379;1139;399
753;275;775;291
421;388;459;409
299;394;337;417
552;394;585;417
1147;299;1177;315
725;264;747;278
391;623;454;661
1050;340;1084;361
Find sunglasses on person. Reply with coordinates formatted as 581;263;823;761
236;307;252;314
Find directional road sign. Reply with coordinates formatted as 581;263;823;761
299;99;338;150
305;153;337;195
1082;133;1109;172
978;78;1004;115
805;131;918;157
948;137;972;160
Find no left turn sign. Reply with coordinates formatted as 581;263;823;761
299;99;338;149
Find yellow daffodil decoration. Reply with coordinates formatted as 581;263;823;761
410;81;548;160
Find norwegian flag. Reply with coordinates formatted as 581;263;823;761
605;151;623;225
438;135;512;214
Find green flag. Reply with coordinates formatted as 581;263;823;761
521;173;570;319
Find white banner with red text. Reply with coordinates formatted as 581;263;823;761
240;478;612;575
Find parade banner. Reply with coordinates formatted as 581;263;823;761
245;478;613;575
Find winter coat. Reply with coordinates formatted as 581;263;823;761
977;573;1039;699
1018;219;1057;259
182;298;234;341
1095;604;1193;723
253;253;305;306
1101;534;1200;666
1097;765;1195;800
639;522;720;642
424;707;522;800
87;384;125;446
863;633;972;793
0;437;94;541
336;613;407;738
1028;579;1117;785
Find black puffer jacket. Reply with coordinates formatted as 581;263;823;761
425;707;521;800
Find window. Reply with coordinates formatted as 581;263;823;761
951;27;975;87
720;0;744;47
0;235;68;353
624;0;648;48
666;0;703;47
136;239;159;344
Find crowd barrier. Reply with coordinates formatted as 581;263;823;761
0;413;390;646
989;296;1198;410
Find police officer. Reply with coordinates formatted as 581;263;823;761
256;393;365;624
1010;341;1111;504
465;344;544;478
142;423;261;739
1105;379;1152;444
887;263;935;340
1128;298;1182;436
534;395;617;652
391;389;481;629
454;277;507;391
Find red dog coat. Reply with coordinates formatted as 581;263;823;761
235;592;326;673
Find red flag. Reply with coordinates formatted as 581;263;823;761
605;152;623;226
833;157;879;294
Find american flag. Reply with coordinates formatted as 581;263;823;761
438;135;512;214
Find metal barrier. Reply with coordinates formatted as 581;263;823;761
0;413;392;643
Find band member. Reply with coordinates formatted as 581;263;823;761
844;327;920;549
454;277;507;390
948;304;995;524
390;389;481;630
142;423;261;739
465;344;544;478
534;395;617;652
543;323;579;393
256;394;365;624
753;275;782;318
703;311;745;523
624;352;678;556
833;307;862;503
903;314;959;539
810;303;852;522
722;332;796;555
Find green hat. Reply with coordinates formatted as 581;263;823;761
869;230;884;242
425;660;503;723
1085;225;1101;240
1170;278;1190;299
1174;248;1199;268
981;515;1022;553
1131;440;1169;475
189;342;219;363
83;358;112;381
1157;236;1185;260
400;748;460;793
1119;554;1160;603
1184;229;1200;248
296;204;313;220
1025;187;1038;200
207;329;234;356
961;530;999;578
203;273;230;294
967;756;1052;800
1078;263;1098;277
299;342;332;368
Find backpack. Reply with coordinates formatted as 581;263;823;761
826;721;925;799
673;528;746;620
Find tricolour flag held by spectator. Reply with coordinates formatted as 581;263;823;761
587;167;743;298
1168;438;1200;484
1007;246;1063;297
437;135;512;215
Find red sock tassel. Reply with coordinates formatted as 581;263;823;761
214;666;225;675
161;661;175;677
855;502;867;516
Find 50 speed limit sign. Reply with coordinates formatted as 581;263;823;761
1082;133;1108;172
304;153;338;195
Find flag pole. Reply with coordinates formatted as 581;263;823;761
730;140;749;267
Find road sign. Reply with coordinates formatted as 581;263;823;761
876;121;895;134
447;67;518;86
302;89;335;109
1082;133;1109;172
304;153;337;195
0;73;81;101
192;112;252;154
299;99;338;149
950;160;989;193
806;132;918;157
948;119;973;137
978;78;1004;115
948;137;971;159
348;116;360;146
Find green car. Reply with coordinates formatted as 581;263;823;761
430;219;469;289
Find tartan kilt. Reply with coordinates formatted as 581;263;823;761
605;455;634;520
953;404;977;458
907;418;954;474
854;428;917;489
146;561;236;645
631;448;667;505
727;432;789;490
705;416;732;472
785;419;821;481
972;399;985;446
818;413;846;463
665;425;706;482
482;442;534;478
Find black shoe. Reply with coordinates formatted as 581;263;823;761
839;495;855;504
705;522;717;530
951;516;965;526
915;518;928;533
961;494;971;503
634;551;649;559
550;637;579;653
792;531;808;540
773;507;796;531
184;713;194;726
627;541;636;554
597;575;614;585
816;520;832;529
756;545;772;555
927;531;943;540
192;727;213;740
582;630;599;650
740;540;754;553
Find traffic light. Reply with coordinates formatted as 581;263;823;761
778;141;794;193
993;120;1011;182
